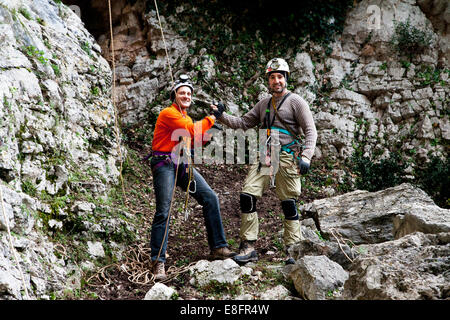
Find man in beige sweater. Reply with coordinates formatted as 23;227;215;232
211;58;318;264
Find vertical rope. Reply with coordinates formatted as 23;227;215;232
153;0;174;86
0;186;29;299
107;0;127;204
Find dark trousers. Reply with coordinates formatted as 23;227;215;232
150;158;228;263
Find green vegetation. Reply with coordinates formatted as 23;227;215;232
390;18;433;58
350;150;407;192
415;156;449;208
81;41;92;57
348;149;449;208
21;179;38;197
416;65;449;87
51;63;61;76
22;45;48;65
19;7;32;20
146;0;353;106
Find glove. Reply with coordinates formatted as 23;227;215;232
298;157;310;175
212;102;226;119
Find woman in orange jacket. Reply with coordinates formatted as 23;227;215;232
149;75;236;280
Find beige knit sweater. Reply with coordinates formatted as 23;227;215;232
218;91;317;160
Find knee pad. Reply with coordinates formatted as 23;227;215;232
281;198;299;220
240;193;257;213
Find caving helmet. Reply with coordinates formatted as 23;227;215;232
170;74;194;100
265;58;290;82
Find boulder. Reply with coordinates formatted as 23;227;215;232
288;228;356;270
144;282;177;300
341;232;450;300
189;259;243;287
259;285;292;300
300;183;449;245
289;255;349;300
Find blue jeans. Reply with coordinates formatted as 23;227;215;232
150;157;228;263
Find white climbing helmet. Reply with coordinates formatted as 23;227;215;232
171;74;194;100
265;58;290;79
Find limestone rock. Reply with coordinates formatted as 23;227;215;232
87;241;105;258
289;255;349;300
288;228;356;270
341;232;450;300
144;283;177;300
189;259;242;287
259;285;292;300
292;52;316;86
300;183;449;244
393;203;450;239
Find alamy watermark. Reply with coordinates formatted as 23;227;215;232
367;5;381;30
366;3;398;30
168;127;285;175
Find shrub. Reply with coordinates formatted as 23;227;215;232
350;151;407;192
390;18;433;58
415;156;449;208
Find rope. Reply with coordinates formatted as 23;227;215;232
90;0;191;289
0;186;30;300
152;142;183;266
329;228;356;263
86;243;196;287
182;136;194;220
153;0;174;86
107;0;127;205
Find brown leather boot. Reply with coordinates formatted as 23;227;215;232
232;240;258;265
209;246;237;260
152;261;167;281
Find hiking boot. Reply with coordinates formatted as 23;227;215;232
209;246;237;260
152;261;167;281
284;257;295;265
232;241;258;265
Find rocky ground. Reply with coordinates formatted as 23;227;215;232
78;144;449;301
82;146;330;300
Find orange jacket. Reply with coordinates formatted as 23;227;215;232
152;103;215;152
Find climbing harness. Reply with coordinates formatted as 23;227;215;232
259;93;293;186
270;94;308;176
177;136;195;222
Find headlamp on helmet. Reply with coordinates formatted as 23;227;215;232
171;74;194;100
265;58;290;82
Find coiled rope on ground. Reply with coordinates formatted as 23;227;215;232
86;243;196;287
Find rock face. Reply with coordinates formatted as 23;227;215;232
87;0;449;175
313;0;448;164
0;0;448;300
288;183;450;300
0;0;123;300
0;0;122;193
